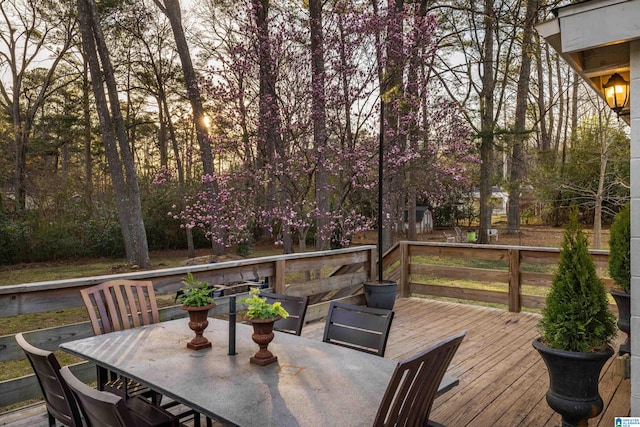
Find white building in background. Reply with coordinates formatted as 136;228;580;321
536;0;639;414
403;207;433;234
471;187;509;215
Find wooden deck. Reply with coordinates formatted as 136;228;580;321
0;297;630;426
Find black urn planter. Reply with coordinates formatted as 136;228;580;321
363;280;397;310
610;289;630;355
533;339;613;427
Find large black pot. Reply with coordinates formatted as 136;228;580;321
610;289;630;355
533;339;613;427
363;280;397;310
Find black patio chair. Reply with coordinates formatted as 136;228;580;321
260;291;310;336
322;301;394;357
59;366;178;427
373;331;467;427
15;333;83;427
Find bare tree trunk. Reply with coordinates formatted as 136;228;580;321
337;11;353;150
592;109;611;249
507;0;538;234
545;47;555;152
154;0;213;176
160;89;195;257
536;42;552;152
77;0;150;268
309;0;329;251
404;0;428;242
381;0;404;252
251;0;291;253
238;77;253;166
82;54;94;210
478;0;495;244
157;96;169;167
553;56;565;154
155;0;223;253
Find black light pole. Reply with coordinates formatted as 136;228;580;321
378;100;384;282
364;96;396;311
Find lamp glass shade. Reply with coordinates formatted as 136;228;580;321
603;73;629;113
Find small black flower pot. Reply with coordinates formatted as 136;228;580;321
533;338;613;427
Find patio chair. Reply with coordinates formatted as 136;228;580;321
373;331;467;427
322;301;394;357
80;279;160;335
80;280;201;424
80;280;161;400
454;227;467;243
260;291;309;336
15;333;83;427
59;366;178;427
443;232;456;243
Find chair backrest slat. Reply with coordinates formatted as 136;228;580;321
260;292;309;336
324;325;383;352
373;331;467;427
322;301;394;356
15;333;83;427
111;284;129;331
81;280;160;335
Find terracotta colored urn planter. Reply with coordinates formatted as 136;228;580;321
248;316;280;366
182;303;216;350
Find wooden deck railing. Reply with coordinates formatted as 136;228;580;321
385;241;612;313
0;242;614;410
0;246;377;408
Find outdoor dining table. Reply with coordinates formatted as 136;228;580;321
60;317;458;427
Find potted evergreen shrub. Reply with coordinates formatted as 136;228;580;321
178;272;216;350
609;203;630;355
239;288;289;366
532;210;617;427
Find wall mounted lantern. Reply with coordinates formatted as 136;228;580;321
603;73;630;115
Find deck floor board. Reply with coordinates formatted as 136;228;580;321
1;297;630;427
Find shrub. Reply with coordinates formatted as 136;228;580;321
0;215;30;264
609;203;630;293
81;214;125;258
538;210;617;352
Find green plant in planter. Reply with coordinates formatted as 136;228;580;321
539;211;617;352
178;272;213;307
533;211;618;426
608;203;631;356
239;288;289;320
609;203;630;294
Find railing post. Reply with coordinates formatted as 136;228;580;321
366;247;376;280
400;242;410;297
508;248;521;312
274;259;286;294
